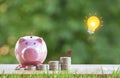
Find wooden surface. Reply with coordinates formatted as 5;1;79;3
0;64;120;74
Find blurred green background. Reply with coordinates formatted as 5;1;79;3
0;0;120;64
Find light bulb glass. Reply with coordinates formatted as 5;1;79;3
87;16;100;34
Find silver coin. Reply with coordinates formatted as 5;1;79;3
36;64;47;71
20;68;25;70
49;61;59;67
60;57;71;64
15;67;20;70
48;61;59;71
49;67;59;71
49;66;59;70
61;64;71;70
48;61;59;65
25;65;36;70
61;64;71;68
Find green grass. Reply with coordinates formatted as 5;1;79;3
0;71;120;78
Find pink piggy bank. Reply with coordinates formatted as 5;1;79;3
15;36;47;68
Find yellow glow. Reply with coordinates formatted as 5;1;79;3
87;16;100;34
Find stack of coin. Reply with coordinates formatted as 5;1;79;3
19;68;25;70
15;67;24;70
25;65;36;70
48;61;59;71
60;57;71;71
15;67;20;70
36;64;47;71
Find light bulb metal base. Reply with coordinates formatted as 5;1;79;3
88;30;94;34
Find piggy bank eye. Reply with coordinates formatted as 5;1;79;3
25;42;28;45
33;42;36;45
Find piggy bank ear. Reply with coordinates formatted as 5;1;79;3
36;38;42;43
19;38;26;43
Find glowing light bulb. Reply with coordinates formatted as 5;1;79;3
87;16;100;34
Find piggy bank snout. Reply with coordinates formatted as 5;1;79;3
22;47;38;61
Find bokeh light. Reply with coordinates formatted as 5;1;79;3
7;36;16;45
0;45;9;56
